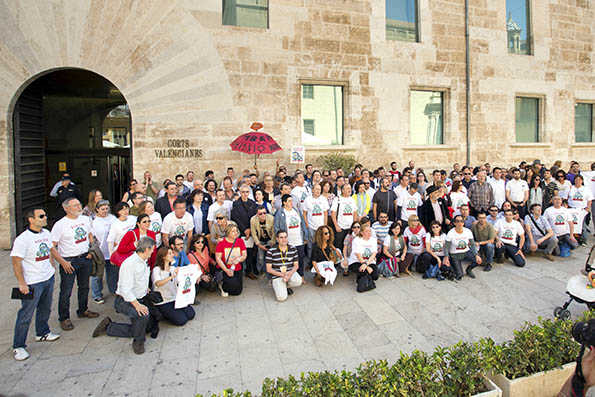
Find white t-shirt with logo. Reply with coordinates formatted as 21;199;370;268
403;226;426;255
567;208;588;233
51;215;94;257
206;201;232;222
494;218;524;247
348;236;378;265
106;215;137;255
149;212;163;246
11;229;55;284
92;214;116;259
446;228;474;255
544;206;571;236
398;191;423;221
331;196;357;230
284;208;303;247
303;195;329;231
162;212;194;238
425;232;446;257
506;179;529;202
291;185;310;211
568;186;592;210
583;171;595;201
449;191;470;216
556;180;572;200
488;178;506;209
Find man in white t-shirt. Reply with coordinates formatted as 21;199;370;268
444;215;481;280
393;174;409;202
291;172;310;212
50;198;99;332
506;168;529;218
11;207;60;361
303;183;329;237
207;190;232;232
543;196;579;254
494;209;526;267
488;167;506;209
397;183;423;226
568;175;592;243
161;198;194;248
273;195;310;276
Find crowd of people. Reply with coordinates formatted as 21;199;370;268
10;159;595;358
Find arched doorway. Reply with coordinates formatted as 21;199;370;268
12;68;131;232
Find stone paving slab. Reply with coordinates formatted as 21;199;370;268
0;237;593;396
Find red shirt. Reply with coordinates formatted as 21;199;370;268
117;229;157;269
215;238;246;271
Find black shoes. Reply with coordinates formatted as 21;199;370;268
466;267;476;279
132;340;145;354
483;264;492;272
92;317;111;338
287;288;294;295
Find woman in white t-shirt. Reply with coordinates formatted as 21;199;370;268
403;215;427;273
555;170;572;200
139;201;162;247
419;221;448;274
151;247;195;326
347;224;379;284
106;202;137;256
91;200;116;303
449;181;470;217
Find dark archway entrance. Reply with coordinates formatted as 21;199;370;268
13;69;132;232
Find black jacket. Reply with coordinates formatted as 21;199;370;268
155;195;181;219
231;198;257;235
419;197;451;231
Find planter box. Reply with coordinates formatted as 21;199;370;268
473;377;503;397
489;362;576;397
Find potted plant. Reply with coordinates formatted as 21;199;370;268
482;312;594;397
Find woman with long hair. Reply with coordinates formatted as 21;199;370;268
419;221;448;275
152;247;195;326
116;214;157;269
342;221;360;276
380;221;411;277
555;170;572;200
187;188;209;235
106;202;136;256
352;180;372;220
449;180;470;217
254;189;274;214
320;180;335;209
83;189;103;219
347;223;379;289
188;234;217;293
416;172;428;198
139;201;162;247
311;226;341;287
528;174;543;208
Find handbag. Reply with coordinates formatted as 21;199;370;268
110;230;137;267
357;273;376;293
378;257;399;278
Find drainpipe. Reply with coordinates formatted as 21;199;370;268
464;0;471;165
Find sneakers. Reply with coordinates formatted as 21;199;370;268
483;264;492;272
13;348;30;361
466;267;476;279
35;332;60;342
219;284;228;297
92;317;112;338
93;297;105;304
132;340;145;355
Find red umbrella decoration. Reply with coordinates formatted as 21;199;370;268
230;122;282;166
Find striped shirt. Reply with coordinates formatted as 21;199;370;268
371;221;392;250
265;245;299;279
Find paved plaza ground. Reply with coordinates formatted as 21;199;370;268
0;237;593;396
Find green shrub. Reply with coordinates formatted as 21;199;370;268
315;153;359;172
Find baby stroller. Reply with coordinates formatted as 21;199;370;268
553;245;595;320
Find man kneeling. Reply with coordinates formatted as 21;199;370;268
265;231;302;302
92;237;156;354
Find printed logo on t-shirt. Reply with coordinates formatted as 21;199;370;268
456;240;468;250
151;222;161;232
182;276;192;293
573;191;584;201
312;204;323;216
431;242;442;253
555;215;566;225
36;242;51;262
572;213;579;224
456;200;465;210
288;216;299;229
300;192;307;203
362;247;372;260
175;225;186;236
502;229;514;241
342;204;353;216
407;200;417;211
74;227;87;244
410;235;421;247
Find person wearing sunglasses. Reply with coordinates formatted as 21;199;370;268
91;200;116;304
445;215;482;280
188;234;217;294
555;170;572;200
116;214;158;270
11;208;60;361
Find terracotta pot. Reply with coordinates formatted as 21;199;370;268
488;362;576;397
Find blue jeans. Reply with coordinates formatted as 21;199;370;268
155;301;195;326
107;296;149;343
58;256;91;321
478;243;495;264
91;260;117;299
496;244;526;267
449;250;479;278
13;275;55;348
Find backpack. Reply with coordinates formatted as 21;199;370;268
356;273;376;293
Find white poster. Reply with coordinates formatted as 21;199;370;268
583;171;595;199
290;146;305;164
174;265;200;309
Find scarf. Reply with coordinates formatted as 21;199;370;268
352;193;370;217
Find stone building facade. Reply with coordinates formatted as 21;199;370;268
0;0;593;248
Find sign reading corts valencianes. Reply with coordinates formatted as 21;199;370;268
154;139;203;159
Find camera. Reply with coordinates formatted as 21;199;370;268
572;318;595;347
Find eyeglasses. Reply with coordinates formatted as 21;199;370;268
240;190;250;194
353;225;361;229
140;220;150;224
175;243;184;246
216;216;224;220
323;231;330;236
431;225;440;228
464;173;471;176
130;182;137;186
37;214;47;219
195;240;205;245
489;209;498;212
454;219;463;223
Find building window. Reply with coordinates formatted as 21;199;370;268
575;103;593;143
410;90;444;145
386;0;418;42
506;0;532;55
222;0;268;29
302;85;314;99
515;97;540;142
301;85;343;145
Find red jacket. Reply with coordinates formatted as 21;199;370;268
116;228;157;268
